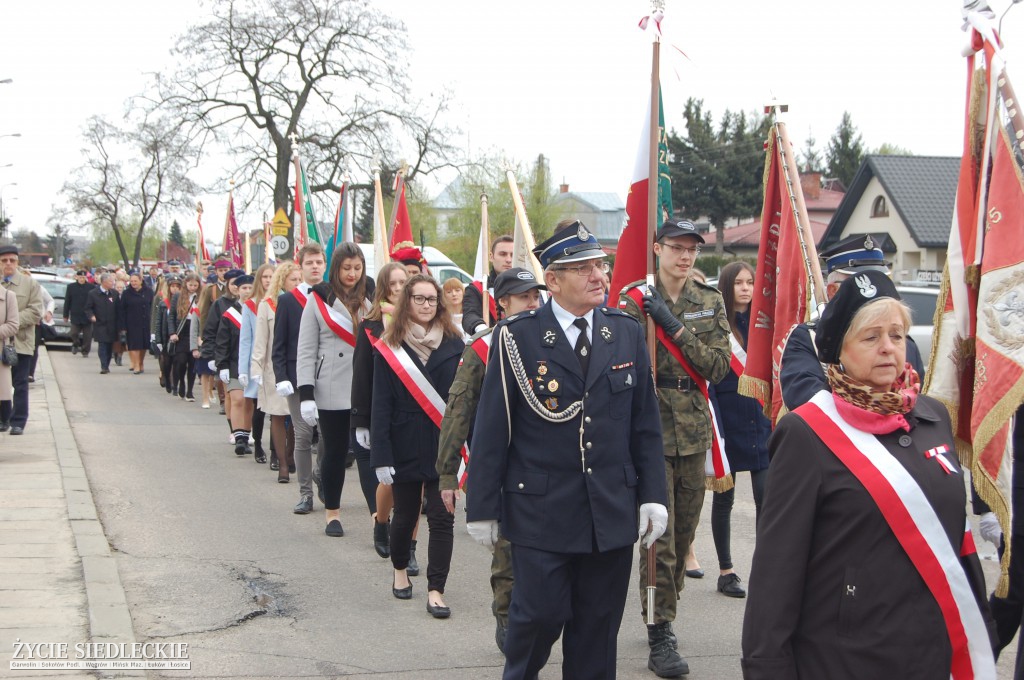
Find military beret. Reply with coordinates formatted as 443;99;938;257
223;268;245;282
232;274;254;287
814;270;901;364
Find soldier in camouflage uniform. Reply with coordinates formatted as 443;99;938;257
437;267;545;654
619;219;730;678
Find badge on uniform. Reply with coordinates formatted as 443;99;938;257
548;379;559;392
537;362;548;376
545;397;559;410
543;329;557;346
600;325;612;342
925;444;957;474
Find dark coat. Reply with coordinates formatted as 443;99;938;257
350;317;384;429
460;270;496;335
167;292;195;356
63;281;96;325
466;302;668;554
83;287;120;343
151;296;171;346
741;394;995;680
214;300;242;377
117;285;154;351
271;286;309;388
369;334;464;483
200;295;235;363
714;311;770;472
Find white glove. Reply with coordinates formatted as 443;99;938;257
276;381;294;397
300;400;319;426
219;369;230;383
251;374;262;387
467;520;499;548
375;466;396;485
639;503;669;549
474;323;487;334
150;333;156;343
156;343;163;353
979;511;1003;546
238;373;249;388
208;360;217;372
355;427;371;449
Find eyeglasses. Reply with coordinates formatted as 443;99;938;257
661;243;701;256
554;261;611;277
411;294;439;307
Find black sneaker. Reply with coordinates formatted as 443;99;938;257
717;573;746;599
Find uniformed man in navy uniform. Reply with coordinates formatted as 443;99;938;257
466;220;669;680
780;234;925;412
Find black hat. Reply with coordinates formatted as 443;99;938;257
493;267;546;300
75;269;88;276
815;270;901;364
656;219;705;244
819;234;890;275
167;259;182;267
533;220;606;267
0;244;18;257
233;274;254;287
223;268;245;282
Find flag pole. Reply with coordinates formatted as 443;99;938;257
505;169;544;279
480;191;491;326
196;201;204;270
644;0;662;629
766;103;826;307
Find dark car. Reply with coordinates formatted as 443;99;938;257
30;272;74;347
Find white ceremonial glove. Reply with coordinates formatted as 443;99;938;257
238;373;249;388
979;512;1003;546
375;466;396;485
467;520;500;548
275;381;294;397
300;400;319;426
208;360;217;372
150;333;156;343
474;323;487;334
639;503;669;549
219;369;230;384
156;343;163;353
251;374;262;387
355;427;371;449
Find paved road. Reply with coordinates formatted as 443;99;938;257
50;349;1016;679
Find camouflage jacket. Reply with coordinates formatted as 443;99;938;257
437;327;493;491
619;276;730;456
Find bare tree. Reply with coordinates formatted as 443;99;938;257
64;116;199;269
148;0;459;227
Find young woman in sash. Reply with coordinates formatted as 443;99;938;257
239;264;276;464
150;277;176;393
351;262;409;558
252;263;300;482
709;262;770;600
742;270;996;680
214;273;255;456
169;273;201;401
296;243;371;537
371;274;464;617
193;282;220;409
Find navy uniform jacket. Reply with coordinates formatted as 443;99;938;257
271;287;307;388
780;322;926;412
466;301;667;554
214;299;243;378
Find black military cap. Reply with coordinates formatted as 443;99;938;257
819;234;890;275
815;270;901;364
533;221;606;267
494;267;546;300
223;268;245;282
233;274;254;287
75;269;88;276
655;219;705;244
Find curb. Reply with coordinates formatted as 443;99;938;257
41;349;145;679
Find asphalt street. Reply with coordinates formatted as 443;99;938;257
49;349;1016;679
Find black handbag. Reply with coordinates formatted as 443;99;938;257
1;342;18;367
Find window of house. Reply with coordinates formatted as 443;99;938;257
871;195;889;218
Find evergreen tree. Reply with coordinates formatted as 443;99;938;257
825;112;865;187
168;219;184;246
45;224;75;263
802;130;823;173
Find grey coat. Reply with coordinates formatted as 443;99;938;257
295;286;368;410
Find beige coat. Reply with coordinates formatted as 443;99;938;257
0;288;20;400
4;271;42;355
250;297;288;416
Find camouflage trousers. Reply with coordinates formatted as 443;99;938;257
638;452;707;625
491;534;513;624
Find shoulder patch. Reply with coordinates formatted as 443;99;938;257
620;279;647;294
692;278;721;293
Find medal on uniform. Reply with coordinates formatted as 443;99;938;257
537;362;548;376
548;379;559;392
545;397;558;410
580;347;588;356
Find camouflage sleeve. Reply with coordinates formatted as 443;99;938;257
675;291;731;384
437;348;486;490
617;285;646;337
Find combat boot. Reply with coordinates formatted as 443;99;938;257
647;622;689;677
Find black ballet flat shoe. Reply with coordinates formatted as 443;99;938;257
325;519;344;537
373;519;390;559
426;601;451;619
392;579;412;600
685;568;704;579
254;447;267;464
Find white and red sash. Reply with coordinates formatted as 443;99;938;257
626;286;730;482
471;333;493;365
375;338;470;487
291;286;309;309
728;333;746;379
797;390;995;680
244;298;258;315
313;294;357;347
263;295;276;314
472;281;498;322
223;306;242;330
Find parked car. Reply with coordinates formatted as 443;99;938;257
895;284;939;361
357;244;473;284
29;271;74;347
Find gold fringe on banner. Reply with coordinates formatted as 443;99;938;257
738;375;770;407
705;474;735;493
965;263;982;287
969;70;988;162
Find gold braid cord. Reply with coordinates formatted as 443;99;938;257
498;325;583;423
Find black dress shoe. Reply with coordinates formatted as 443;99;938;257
288;463;296;474
426;601;451;619
495;619;507;654
0;421;9;432
9;426;24;435
325;519;344;537
373;519;390;559
100;368;109;374
685;567;704;579
234;441;247;456
717;573;746;598
293;496;313;514
269;457;280;471
407;540;420;577
392;579;412;600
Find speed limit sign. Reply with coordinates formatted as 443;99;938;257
271;235;290;256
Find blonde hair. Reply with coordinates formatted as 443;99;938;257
251;263;275;302
266;262;298;300
843;297;913;346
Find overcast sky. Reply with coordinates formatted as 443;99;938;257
0;0;1019;245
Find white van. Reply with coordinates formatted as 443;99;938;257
356;244;473;285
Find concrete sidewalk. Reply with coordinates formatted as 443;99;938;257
1;348;140;679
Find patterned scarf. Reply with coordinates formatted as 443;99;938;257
826;362;921;434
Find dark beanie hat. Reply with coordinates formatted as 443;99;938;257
814;270;901;364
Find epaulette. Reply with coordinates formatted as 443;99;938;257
469;326;494;342
692;277;721;293
502;309;537;325
598;306;641;325
620;279;646;295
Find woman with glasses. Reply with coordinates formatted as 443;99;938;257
371;275;464;617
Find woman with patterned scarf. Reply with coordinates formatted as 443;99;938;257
742;269;996;680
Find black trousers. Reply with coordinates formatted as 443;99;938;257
503;543;633;680
172;352;195;397
350;431;377;515
4;354;32;428
97;342;113;371
390;478;453;593
70;322;93;354
317;409;351;510
711;468;767;571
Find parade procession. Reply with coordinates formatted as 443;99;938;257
5;0;1024;678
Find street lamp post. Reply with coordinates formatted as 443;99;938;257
0;134;21;140
0;182;17;240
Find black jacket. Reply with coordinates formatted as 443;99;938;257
350;317;384;429
369;335;464;482
63;281;96;325
83;287;120;343
214;299;242;377
461;271;497;335
271;286;310;388
201;295;235;363
168;292;194;355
